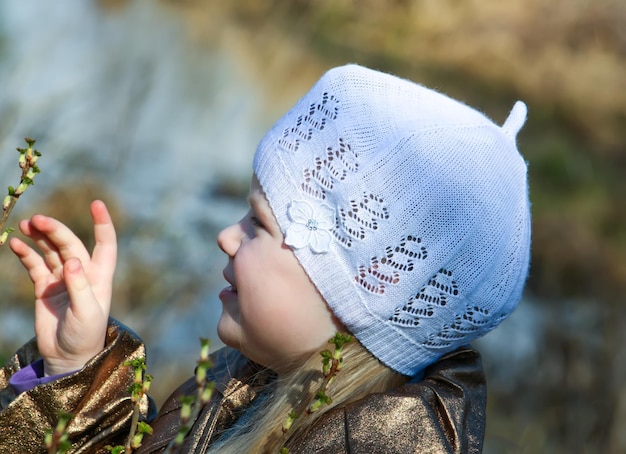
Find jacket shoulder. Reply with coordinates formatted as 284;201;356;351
295;346;486;454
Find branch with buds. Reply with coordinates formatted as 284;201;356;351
125;358;154;451
103;358;154;453
0;137;42;246
280;332;353;453
164;337;216;453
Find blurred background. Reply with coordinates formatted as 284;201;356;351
0;1;624;452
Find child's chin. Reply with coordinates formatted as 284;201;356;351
216;314;241;348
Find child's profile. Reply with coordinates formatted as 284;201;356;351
0;64;530;453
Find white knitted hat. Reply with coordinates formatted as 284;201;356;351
253;64;530;376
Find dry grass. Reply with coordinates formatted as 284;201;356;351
164;0;626;149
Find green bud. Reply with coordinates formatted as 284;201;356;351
320;350;332;375
199;337;211;361
15;180;31;195
174;430;187;446
132;422;153;447
137;421;153;435
143;374;153;393
282;410;299;432
132;432;144;448
124;358;147;371
0;229;13;246
128;382;143;399
330;332;353;350
134;368;143;384
309;399;323;413
44;430;53;448
200;383;214;404
317;390;332;405
3;195;12;210
179;395;195;420
196;366;207;384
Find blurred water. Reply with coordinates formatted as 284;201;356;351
0;0;263;221
0;0;265;375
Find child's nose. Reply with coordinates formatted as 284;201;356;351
217;223;241;257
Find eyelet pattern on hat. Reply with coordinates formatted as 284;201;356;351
253;64;531;376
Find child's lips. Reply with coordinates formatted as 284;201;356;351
219;285;237;301
222;271;237;293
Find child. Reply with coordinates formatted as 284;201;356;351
0;64;530;453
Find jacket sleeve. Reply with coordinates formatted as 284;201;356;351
293;346;487;454
0;319;152;453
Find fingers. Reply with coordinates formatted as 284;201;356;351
9;236;52;284
20;214;91;272
12;200;117;304
16;200;117;271
17;218;63;271
90;200;117;277
63;257;98;317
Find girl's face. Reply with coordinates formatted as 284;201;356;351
217;175;342;374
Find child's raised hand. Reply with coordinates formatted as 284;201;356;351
9;200;117;376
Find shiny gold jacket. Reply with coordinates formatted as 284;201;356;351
0;320;151;453
0;322;486;453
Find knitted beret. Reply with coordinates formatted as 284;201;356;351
253;64;531;376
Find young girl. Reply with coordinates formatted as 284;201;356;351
0;64;530;453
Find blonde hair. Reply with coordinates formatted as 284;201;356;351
212;338;407;453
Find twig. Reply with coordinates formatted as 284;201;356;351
280;333;353;452
0;137;42;246
124;359;153;451
164;338;215;453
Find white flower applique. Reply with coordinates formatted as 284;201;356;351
285;199;335;253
